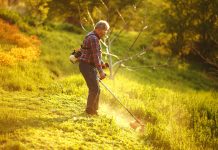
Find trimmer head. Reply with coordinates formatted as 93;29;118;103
98;79;145;133
129;120;145;133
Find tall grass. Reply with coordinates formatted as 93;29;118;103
0;62;52;91
99;72;217;149
36;27;84;77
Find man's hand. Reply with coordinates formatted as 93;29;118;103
99;72;106;80
102;62;109;69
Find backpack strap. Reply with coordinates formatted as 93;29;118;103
81;32;98;50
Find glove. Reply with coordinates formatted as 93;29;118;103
99;72;106;80
102;62;109;69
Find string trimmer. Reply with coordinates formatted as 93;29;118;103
97;77;144;132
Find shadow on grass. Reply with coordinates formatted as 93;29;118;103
0;117;65;134
0;112;91;134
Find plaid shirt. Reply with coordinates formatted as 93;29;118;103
79;31;103;73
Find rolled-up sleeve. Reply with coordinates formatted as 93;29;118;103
89;37;103;73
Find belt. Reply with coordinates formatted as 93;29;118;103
80;60;95;67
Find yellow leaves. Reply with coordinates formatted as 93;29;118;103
0;19;41;66
0;47;40;66
10;47;40;61
0;52;15;66
0;19;41;48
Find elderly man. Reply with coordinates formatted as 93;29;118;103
79;20;109;116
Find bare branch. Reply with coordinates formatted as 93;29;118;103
109;0;143;44
86;6;95;27
110;27;126;44
108;15;119;35
102;51;119;59
112;58;170;77
191;43;218;78
111;24;148;65
127;25;148;52
112;24;148;66
192;47;218;69
122;46;151;62
121;64;169;70
112;46;152;68
107;9;127;42
99;0;108;11
77;0;88;32
112;55;170;77
116;9;126;25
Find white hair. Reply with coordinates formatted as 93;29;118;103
94;20;110;30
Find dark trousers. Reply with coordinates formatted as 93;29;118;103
79;61;100;114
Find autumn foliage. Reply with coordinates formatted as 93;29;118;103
0;19;40;66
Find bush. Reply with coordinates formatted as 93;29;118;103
0;9;31;32
0;9;21;24
0;52;15;66
0;19;41;66
0;19;40;48
46;22;83;34
24;0;51;26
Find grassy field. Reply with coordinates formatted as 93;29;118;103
0;21;217;149
0;87;146;149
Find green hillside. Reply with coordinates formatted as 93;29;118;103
0;9;217;149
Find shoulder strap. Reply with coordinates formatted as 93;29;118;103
81;32;97;50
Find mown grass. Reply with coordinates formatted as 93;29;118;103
0;22;217;149
0;79;146;149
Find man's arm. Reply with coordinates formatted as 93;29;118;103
89;37;103;74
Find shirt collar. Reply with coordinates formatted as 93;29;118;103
93;31;100;39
